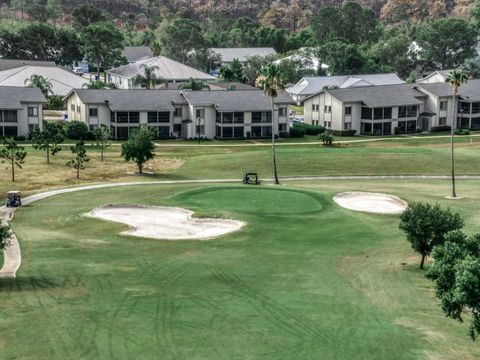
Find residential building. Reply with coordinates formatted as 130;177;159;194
416;70;453;84
106;56;216;89
122;46;154;63
287;73;405;103
0;65;87;96
210;48;277;66
0;86;46;138
63;89;292;140
0;59;56;72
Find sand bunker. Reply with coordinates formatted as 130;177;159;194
333;192;407;214
87;205;245;240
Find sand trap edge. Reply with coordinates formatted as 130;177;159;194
333;192;408;215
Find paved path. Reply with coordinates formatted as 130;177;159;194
2;174;480;278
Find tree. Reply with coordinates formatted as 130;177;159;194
161;17;205;63
121;126;155;174
445;69;470;198
399;202;464;269
81;22;125;79
0;224;12;251
178;78;209;91
219;59;244;82
133;64;160;89
255;64;285;185
0;138;27;182
83;80;117;89
416;18;478;70
72;4;108;30
318;40;370;75
24;75;53;98
94;125;112;162
427;231;480;340
66;141;89;179
31;122;64;164
64;120;89;140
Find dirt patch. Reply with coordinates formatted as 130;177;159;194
333;192;407;214
86;205;245;240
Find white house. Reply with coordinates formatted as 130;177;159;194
64;89;293;140
210;48;277;66
416;70;453;84
0;86;46;138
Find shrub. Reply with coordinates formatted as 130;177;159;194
293;123;325;135
394;127;401;135
64;120;89;140
326;129;356;136
46;95;64;110
289;126;305;138
279;131;290;138
455;128;470;135
431;125;451;132
416;128;423;133
319;133;334;146
13;135;26;141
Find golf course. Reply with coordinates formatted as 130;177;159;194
1;135;480;359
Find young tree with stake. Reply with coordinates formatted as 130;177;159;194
94;125;111;161
121;126;155;174
66;140;89;179
31;122;64;164
0;138;27;182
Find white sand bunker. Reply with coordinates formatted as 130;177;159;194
87;205;245;240
333;192;407;214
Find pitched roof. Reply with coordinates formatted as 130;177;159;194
70;89;186;111
156;81;257;91
0;86;46;109
287;73;405;96
0;59;56;72
107;56;216;81
417;79;480;101
0;66;87;96
121;46;154;63
210;48;277;63
322;84;425;107
181;90;293;111
416;69;454;83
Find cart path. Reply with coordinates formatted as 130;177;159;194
2;174;480;278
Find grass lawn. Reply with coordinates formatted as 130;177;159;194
3;180;480;359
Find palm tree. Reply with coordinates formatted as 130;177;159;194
445;68;469;198
178;78;209;91
24;74;53;98
255;64;285;185
83;80;117;89
133;64;160;89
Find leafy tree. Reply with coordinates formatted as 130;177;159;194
219;59;244;82
243;55;271;86
0;138;27;182
31;122;64;164
24;75;53;98
83;80;117;89
256;26;287;52
187;49;221;73
368;33;415;78
81;22;125;79
134;64;160;89
72;4;108;30
66;141;89;179
255;64;285;185
94;125;112;161
0;224;12;251
427;231;480;339
178;78;209;91
445;69;470;198
399;202;464;269
121;126;155;174
64;120;89;140
161;18;205;63
416;18;478;69
318;40;370;75
285;27;317;51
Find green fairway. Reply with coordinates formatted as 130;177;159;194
3;181;480;359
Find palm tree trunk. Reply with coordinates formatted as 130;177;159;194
271;97;279;185
451;90;457;198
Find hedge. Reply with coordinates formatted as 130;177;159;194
293;123;325;135
431;125;452;132
326;129;356;136
290;126;305;138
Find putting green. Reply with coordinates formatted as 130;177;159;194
2;183;478;359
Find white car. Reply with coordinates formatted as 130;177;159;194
72;67;83;76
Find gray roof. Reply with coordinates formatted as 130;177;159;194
107;56;216;81
0;66;87;96
71;89;186;112
122;46;154;63
417;79;480;101
182;90;293;112
0;86;46;109
0;59;56;72
287;73;405;97
156;81;257;91
324;84;425;107
210;48;277;63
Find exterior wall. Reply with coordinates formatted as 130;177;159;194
0;102;44;138
108;74;131;90
417;73;446;84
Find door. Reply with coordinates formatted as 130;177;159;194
421;117;429;132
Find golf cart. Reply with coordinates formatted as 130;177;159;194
243;173;261;185
6;191;21;207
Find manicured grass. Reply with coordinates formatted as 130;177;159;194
4;181;480;359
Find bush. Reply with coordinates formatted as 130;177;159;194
326;129;356;136
416;128;423;133
431;125;451;132
289;126;305;138
293;123;325;135
13;135;26;141
64;120;89;140
279;131;290;138
455;128;470;135
46;95;64;110
319;133;334;146
394;127;401;135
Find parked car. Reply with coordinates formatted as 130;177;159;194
72;67;84;76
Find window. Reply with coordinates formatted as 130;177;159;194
71;104;75;112
196;109;205;119
316;105;320;111
117;112;128;123
312;104;316;111
89;124;98;131
362;122;372;133
344;123;351;130
459;102;470;114
440;101;448;111
472;102;480;114
157;126;170;139
196;124;205;135
324;105;331;113
279;107;287;116
3;110;17;123
129;112;140;123
279;123;286;132
174;107;182;117
158;112;170;123
374;107;392;120
345;107;352;115
361;107;372;120
88;108;98;117
234;127;243;138
148;112;157;123
252;112;262;123
173;124;182;134
233;112;244;124
28;107;38;117
439;117;447;125
223;113;233;124
3;126;18;137
28;124;39;133
76;106;81;113
399;106;418;118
